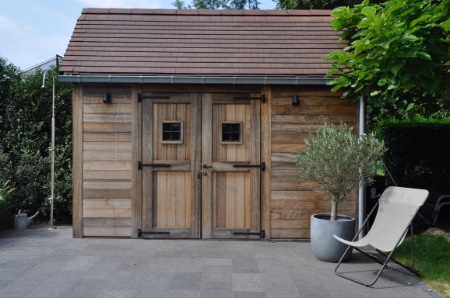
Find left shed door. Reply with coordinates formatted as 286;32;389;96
140;92;201;238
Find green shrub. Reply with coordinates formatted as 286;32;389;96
0;181;14;230
0;57;73;225
377;119;450;225
377;119;450;194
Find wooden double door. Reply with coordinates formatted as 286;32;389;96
140;92;262;239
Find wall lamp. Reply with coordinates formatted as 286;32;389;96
292;95;300;106
103;93;111;104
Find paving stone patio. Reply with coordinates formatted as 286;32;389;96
0;225;441;298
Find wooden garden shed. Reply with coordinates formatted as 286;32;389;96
59;8;358;239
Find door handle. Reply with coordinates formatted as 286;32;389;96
202;164;213;168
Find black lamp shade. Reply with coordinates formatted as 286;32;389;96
292;95;300;105
103;93;111;103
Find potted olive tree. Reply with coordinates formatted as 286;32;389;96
296;123;385;262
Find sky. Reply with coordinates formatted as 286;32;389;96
0;0;277;71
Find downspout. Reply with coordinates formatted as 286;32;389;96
358;96;366;239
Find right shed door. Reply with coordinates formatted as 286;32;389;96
201;93;262;239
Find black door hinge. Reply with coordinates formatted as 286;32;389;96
138;161;171;170
232;162;265;171
138;229;170;237
233;230;265;238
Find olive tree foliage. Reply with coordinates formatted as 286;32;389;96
173;0;259;9
326;0;450;119
0;57;73;226
296;124;385;221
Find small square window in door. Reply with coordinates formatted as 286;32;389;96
162;122;183;144
221;122;242;143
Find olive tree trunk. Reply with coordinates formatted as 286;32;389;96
331;195;338;221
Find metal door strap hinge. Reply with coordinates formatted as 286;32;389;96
137;93;171;102
233;95;266;103
233;230;265;238
138;161;172;170
138;229;170;237
233;162;265;171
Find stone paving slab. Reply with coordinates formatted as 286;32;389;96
0;225;441;298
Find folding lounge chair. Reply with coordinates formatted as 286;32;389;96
334;186;429;287
432;195;450;225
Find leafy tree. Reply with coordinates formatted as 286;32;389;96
276;0;365;10
172;0;190;9
192;0;223;9
326;0;450;120
296;123;385;221
172;0;260;9
0;57;73;225
227;0;260;9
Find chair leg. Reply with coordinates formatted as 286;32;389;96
432;196;450;225
335;247;395;287
375;226;420;278
335;226;418;287
377;251;421;277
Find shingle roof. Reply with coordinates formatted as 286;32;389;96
60;9;343;77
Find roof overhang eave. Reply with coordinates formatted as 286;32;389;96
58;75;331;85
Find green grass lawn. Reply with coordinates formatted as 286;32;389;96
394;232;450;297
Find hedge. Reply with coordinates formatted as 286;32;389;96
377;119;450;200
0;57;73;229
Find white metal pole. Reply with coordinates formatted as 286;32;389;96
358;96;366;239
50;75;55;229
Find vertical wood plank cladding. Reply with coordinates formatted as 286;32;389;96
270;86;357;239
82;85;132;238
141;96;153;233
261;85;272;239
214;172;250;229
72;84;83;238
201;94;213;238
249;95;261;234
155;172;192;228
191;95;202;238
131;84;141;238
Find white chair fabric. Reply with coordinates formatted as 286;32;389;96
334;186;429;252
334;186;429;286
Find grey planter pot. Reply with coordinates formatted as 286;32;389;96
310;214;355;263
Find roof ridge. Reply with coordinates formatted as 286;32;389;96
81;8;332;16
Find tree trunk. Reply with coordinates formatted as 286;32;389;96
331;197;338;221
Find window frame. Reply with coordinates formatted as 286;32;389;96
161;121;184;144
220;121;243;144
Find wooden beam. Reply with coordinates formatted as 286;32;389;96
72;84;83;237
261;85;272;239
131;84;142;238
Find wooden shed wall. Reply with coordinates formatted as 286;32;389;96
269;86;358;238
74;84;133;237
72;84;358;238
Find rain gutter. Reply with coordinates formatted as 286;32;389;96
58;75;330;85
